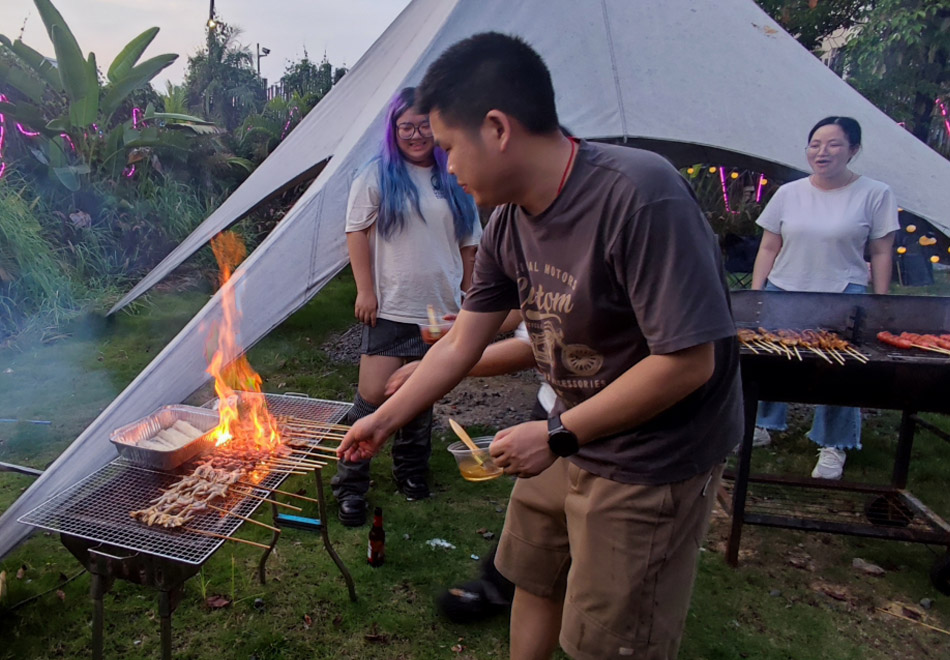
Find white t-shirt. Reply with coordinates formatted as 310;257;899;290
756;175;898;292
345;161;482;324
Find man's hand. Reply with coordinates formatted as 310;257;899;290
489;420;556;478
385;361;420;396
337;414;390;462
354;291;378;326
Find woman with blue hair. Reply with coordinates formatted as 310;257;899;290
331;87;481;526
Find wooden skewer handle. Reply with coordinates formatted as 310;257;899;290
184;527;271;550
207;504;281;532
232;489;303;512
239;482;319;504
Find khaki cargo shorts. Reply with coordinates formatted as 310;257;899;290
495;458;723;660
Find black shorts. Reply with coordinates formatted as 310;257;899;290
360;318;428;359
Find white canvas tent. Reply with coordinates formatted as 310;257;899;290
4;0;950;558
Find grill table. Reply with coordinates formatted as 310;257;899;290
19;393;354;659
726;291;950;593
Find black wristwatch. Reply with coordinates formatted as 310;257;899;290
547;414;580;457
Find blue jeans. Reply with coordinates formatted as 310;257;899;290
755;281;866;450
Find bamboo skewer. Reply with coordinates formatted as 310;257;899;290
207;504;281;532
278;417;352;433
184;527;271;550
844;346;869;363
231;488;303;511
876;607;950;636
792;345;802;361
740;341;759;354
808;347;834;364
238;481;319;504
828;348;846;365
911;343;950;356
267;456;325;467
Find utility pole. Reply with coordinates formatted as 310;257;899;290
256;43;270;77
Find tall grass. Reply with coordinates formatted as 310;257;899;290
0;174;76;339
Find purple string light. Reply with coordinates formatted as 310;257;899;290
123;164;136;178
0;93;7;179
132;107;142;129
60;132;76;152
755;173;765;203
279;106;300;140
16;123;41;137
935;98;950;140
718;166;738;214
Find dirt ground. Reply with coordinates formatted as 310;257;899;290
322;324;545;434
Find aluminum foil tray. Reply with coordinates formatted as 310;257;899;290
109;405;219;470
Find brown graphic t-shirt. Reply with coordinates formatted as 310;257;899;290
463;141;742;485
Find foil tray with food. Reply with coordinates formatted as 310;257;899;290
110;405;220;470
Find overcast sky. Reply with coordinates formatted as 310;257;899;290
0;0;413;89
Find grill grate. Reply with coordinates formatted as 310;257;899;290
19;395;350;565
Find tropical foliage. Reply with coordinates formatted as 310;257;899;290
0;0;213;191
841;0;950;144
757;0;866;51
184;23;266;132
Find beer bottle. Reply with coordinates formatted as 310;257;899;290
368;506;385;567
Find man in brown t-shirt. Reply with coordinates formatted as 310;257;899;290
338;33;742;660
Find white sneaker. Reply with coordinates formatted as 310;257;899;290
752;427;772;448
811;447;846;480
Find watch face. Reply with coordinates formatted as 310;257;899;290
549;430;579;457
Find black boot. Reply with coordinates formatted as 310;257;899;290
437;544;514;623
330;393;378;526
393;406;433;500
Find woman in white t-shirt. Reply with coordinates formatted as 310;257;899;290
331;87;481;526
751;116;899;480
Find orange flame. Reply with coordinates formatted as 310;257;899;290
206;232;281;449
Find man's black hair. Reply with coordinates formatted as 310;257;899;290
416;32;559;134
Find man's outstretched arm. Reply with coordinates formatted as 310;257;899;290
337;308;509;461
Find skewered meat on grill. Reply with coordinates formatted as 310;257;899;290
737;328;865;364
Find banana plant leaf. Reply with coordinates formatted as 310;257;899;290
0;60;48;105
144;110;215;125
67;50;99;127
42;10;87;105
51;164;88;191
123;125;161;147
165;123;225;135
8;37;64;92
100;53;177;119
107;27;159;83
0;100;60;137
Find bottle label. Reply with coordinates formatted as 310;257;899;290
368;539;385;566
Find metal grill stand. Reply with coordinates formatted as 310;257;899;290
725;291;950;593
19;393;356;658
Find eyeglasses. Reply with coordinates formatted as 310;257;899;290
396;121;433;140
806;141;848;153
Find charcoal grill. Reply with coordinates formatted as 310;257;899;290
18;393;354;660
726;290;950;593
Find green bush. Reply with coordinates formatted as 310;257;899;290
0;173;76;338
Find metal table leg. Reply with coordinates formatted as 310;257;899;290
727;380;759;567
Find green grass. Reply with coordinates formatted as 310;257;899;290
1;270;949;659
